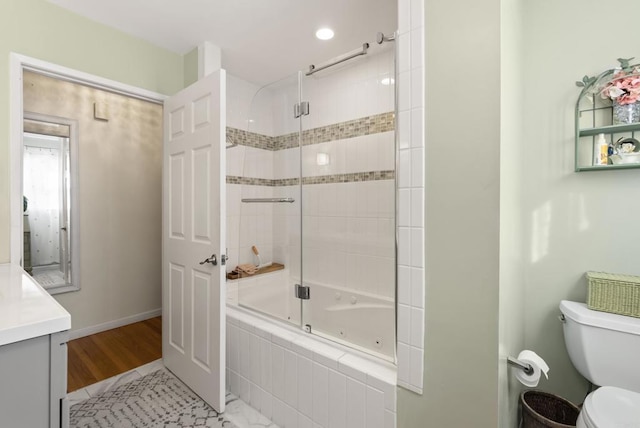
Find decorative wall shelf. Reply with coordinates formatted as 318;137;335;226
575;60;640;172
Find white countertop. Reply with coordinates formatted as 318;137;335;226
0;264;71;346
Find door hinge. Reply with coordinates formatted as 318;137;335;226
221;254;227;266
293;101;310;118
295;284;310;300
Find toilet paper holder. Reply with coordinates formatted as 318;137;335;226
507;356;534;375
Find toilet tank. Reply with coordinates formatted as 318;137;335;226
560;300;640;392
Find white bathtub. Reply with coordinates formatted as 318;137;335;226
227;270;395;360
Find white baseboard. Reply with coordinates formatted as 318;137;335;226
68;308;162;341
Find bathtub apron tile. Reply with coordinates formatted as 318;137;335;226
384;410;397;428
250;332;261;384
366;374;396;412
249;382;262;411
298;413;313;428
285;403;298;428
260;337;273;392
346;378;366;428
365;386;385;428
312;362;329;427
284;349;298;408
297;355;313;418
271;343;286;401
262;389;273;420
336;354;368;383
272;397;286;427
328;369;347;428
239;329;251;378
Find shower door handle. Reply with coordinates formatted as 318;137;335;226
199;254;217;266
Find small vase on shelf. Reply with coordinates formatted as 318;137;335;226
613;100;640;124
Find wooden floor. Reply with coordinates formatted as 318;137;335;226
67;317;162;392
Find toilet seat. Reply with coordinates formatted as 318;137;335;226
579;386;640;427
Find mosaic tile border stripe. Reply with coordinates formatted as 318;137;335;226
226;111;394;152
226;170;395;186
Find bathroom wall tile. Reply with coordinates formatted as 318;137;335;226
271;343;285;401
297;355;313;418
398;189;410;227
397;343;410;385
411;68;424;109
398;0;410;34
410;227;424;268
410;148;424;188
366;386;385;428
411;188;424;228
398;227;411;266
397;304;411;344
410;346;424;390
284;349;298;408
410;108;423;149
411;267;425;309
312;363;329;427
238;374;250;402
411;27;424;70
410;308;425;348
346;378;366;428
398;110;410;150
329;369;347;428
398;33;411;73
397;265;411;305
398;149;411;188
398;71;411;112
410;0;424;30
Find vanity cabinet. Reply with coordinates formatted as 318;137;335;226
0;264;71;428
0;331;68;428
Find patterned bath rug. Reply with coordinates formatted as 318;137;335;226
69;368;237;428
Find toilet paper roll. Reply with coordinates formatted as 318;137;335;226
515;350;549;387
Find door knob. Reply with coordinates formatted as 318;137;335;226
199;254;217;266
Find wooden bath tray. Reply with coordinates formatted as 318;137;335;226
226;263;284;280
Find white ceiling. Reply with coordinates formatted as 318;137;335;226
46;0;397;86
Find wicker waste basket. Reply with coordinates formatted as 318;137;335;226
520;391;580;428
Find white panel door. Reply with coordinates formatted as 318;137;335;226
162;70;226;411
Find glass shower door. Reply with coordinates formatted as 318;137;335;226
235;72;303;326
300;44;397;360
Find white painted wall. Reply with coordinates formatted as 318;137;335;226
522;0;640;403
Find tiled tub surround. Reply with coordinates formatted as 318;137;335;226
226;305;397;428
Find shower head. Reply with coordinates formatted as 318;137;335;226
376;31;396;44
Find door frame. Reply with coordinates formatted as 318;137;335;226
9;53;167;282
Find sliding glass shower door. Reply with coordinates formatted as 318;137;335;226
234;41;396;360
300;44;396;360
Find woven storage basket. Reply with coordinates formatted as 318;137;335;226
520;391;579;428
586;271;640;318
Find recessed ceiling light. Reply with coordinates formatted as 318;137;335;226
316;28;334;41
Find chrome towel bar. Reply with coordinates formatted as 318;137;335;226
241;198;295;203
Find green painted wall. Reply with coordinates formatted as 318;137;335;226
184;48;198;88
0;0;185;263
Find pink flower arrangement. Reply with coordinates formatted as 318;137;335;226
601;68;640;105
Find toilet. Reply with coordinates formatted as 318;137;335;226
560;300;640;427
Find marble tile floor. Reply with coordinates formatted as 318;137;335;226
67;359;279;428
